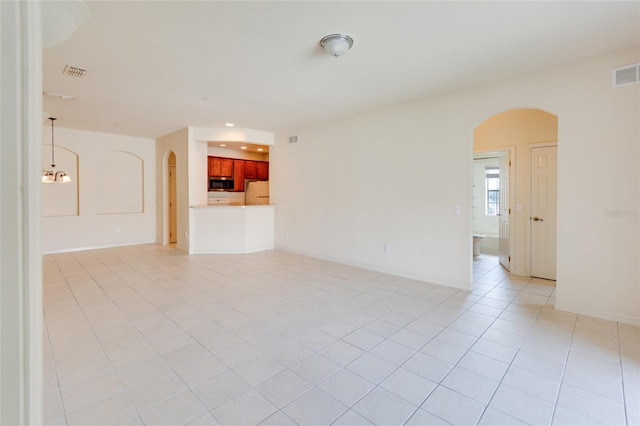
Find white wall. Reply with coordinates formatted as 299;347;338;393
273;103;475;289
189;138;209;209
189;206;274;254
272;46;640;324
207;146;269;161
191;127;274;146
42;127;156;253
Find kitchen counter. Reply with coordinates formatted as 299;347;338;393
189;204;274;254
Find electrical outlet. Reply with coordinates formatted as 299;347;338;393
384;243;391;254
285;231;289;238
116;227;121;233
454;205;461;215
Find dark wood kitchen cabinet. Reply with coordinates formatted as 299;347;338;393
208;157;233;178
256;161;269;180
233;160;245;192
244;161;257;179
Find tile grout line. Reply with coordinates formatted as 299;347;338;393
58;250;212;424
41;263;69;426
545;291;577;426
448;273;537;425
616;322;629;426
67;251;143;425
45;249;634;426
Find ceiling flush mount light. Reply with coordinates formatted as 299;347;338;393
320;34;354;57
42;117;72;184
225;123;234;127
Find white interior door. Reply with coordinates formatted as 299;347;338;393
498;152;510;271
530;145;557;280
169;165;177;244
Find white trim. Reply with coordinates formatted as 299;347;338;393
159;149;179;246
42;240;157;255
276;247;472;291
189;245;274;255
0;2;43;423
555;302;640;327
511;268;529;277
161;150;172;245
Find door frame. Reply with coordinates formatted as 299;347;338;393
1;1;43;423
473;146;516;271
169;163;177;244
528;142;558;279
161;150;177;245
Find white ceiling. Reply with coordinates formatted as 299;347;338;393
43;1;640;139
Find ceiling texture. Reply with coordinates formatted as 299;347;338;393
42;1;640;139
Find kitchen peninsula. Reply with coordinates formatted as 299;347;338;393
189;204;274;254
158;126;275;253
189;141;273;254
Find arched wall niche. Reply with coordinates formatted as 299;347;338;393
96;151;144;214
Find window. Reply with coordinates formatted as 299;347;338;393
485;167;499;215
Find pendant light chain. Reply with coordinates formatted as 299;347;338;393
50;117;56;168
42;117;71;183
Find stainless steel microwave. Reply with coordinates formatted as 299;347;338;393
209;178;234;191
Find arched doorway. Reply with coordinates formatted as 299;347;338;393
168;152;177;244
473;109;558;278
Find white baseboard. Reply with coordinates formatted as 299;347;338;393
42;240;156;255
276;246;472;291
189;244;274;255
480;248;499;256
554;302;640;326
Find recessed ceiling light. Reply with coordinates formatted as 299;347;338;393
241;146;247;150
257;148;264;152
220;144;226;147
225;123;234;127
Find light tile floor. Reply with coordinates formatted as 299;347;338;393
43;246;639;425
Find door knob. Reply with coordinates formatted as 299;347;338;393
532;216;543;222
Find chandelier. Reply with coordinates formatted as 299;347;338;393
42;117;71;183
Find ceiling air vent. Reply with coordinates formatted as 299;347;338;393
63;65;87;78
612;63;639;87
288;135;299;144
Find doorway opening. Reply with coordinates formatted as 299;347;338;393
473;149;513;272
473;109;558;278
167;151;177;245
